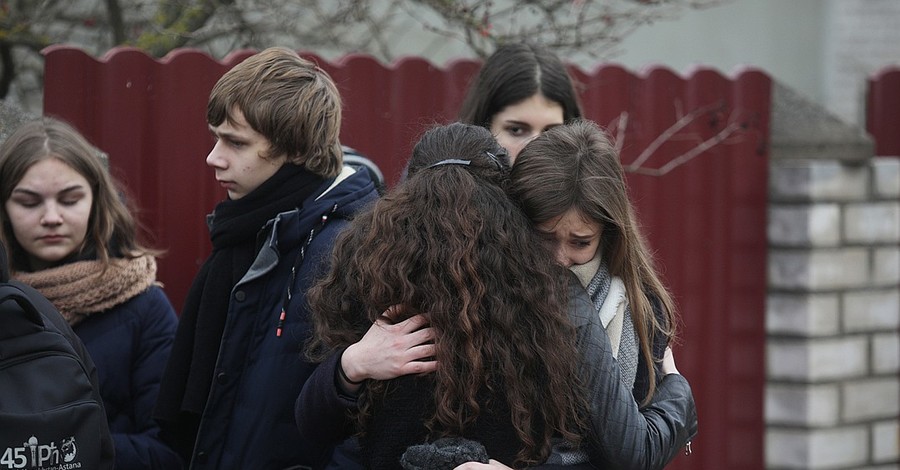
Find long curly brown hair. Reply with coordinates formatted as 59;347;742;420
307;122;585;466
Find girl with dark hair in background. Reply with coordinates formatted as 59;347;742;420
458;43;582;161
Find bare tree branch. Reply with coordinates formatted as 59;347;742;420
1;0;727;122
609;111;629;156
625;100;725;171
629;119;744;176
134;0;235;57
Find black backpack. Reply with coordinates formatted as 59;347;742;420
0;245;115;469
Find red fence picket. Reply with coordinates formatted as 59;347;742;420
42;46;770;470
867;66;900;157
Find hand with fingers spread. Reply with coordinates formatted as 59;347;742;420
338;305;437;391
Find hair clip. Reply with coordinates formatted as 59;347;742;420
485;151;505;171
425;158;472;169
424;151;506;171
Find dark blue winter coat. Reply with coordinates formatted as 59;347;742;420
188;166;377;470
76;285;182;469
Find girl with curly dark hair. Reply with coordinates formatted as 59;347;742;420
305;122;586;468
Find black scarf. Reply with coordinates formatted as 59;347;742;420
154;164;323;457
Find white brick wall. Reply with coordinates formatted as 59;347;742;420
766;148;899;469
843;289;900;332
873;158;900;198
842;378;900;422
768;337;868;381
770;160;869;202
769;204;841;246
766;383;840;426
769;248;869;290
844;202;900;243
872;332;900;374
766;426;869;468
767;293;840;336
873;247;900;286
872;420;900;462
823;0;900;125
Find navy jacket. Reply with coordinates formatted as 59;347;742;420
188;167;377;470
76;286;182;469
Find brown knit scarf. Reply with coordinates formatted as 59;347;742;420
13;254;158;327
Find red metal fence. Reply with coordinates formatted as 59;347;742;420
42;46;770;470
867;66;900;157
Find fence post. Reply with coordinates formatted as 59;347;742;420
766;82;900;469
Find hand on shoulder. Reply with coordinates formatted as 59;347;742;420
662;346;680;375
340;305;438;386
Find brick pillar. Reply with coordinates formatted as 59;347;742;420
765;83;900;469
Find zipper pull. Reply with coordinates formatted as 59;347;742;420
275;309;286;337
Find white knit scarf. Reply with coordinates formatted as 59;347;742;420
569;254;638;391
